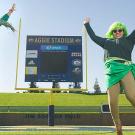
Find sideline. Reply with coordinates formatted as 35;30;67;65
0;126;135;132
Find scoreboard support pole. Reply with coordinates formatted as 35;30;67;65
48;90;54;126
48;104;54;126
48;82;54;126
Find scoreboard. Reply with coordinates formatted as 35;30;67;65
25;36;83;82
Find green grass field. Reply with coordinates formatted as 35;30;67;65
0;93;134;135
0;93;131;106
0;125;134;135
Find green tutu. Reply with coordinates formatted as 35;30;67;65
104;57;135;91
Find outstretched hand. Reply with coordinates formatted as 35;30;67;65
83;17;90;24
11;3;16;12
8;3;16;14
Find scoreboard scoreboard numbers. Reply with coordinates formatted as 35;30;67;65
25;36;83;82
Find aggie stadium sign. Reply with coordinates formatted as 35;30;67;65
25;36;83;82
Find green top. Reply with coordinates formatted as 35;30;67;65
84;23;135;61
0;14;9;22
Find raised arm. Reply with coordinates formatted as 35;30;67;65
127;30;135;45
83;17;109;49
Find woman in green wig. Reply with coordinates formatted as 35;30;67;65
84;17;135;135
0;3;16;32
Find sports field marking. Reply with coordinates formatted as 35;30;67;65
0;126;135;132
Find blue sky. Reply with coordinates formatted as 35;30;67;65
0;0;135;93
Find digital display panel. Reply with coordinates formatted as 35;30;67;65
40;45;68;51
25;36;82;82
40;51;68;73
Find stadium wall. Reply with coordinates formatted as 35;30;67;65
0;113;135;126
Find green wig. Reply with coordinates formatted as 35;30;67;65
105;22;128;39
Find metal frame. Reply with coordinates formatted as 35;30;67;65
15;18;88;92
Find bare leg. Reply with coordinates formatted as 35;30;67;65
121;72;135;107
107;83;123;135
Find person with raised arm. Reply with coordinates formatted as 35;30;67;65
0;3;16;32
84;17;135;135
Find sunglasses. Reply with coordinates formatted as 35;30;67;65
113;29;123;33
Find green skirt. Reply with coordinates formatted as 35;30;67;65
104;57;135;90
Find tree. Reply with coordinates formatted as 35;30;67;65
93;78;101;94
